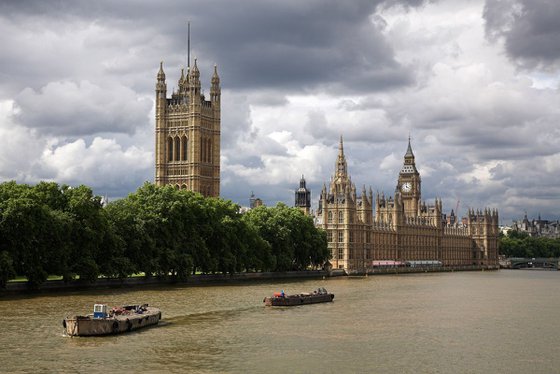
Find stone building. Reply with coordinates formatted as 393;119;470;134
155;60;221;197
315;137;500;272
295;175;311;215
512;214;560;238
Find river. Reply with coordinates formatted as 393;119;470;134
1;270;559;373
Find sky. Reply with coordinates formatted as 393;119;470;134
1;0;559;224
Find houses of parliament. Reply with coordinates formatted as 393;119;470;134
296;137;500;271
154;60;499;272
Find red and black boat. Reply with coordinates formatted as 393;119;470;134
263;287;334;306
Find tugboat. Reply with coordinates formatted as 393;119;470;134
263;287;334;306
63;304;161;336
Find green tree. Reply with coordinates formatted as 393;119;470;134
243;203;330;271
0;250;16;288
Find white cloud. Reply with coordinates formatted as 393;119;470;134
39;137;152;196
0;100;46;181
14;80;152;136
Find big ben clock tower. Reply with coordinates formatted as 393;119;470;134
397;137;421;218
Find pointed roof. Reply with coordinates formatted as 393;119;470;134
157;61;166;81
400;136;418;174
190;57;200;79
212;64;220;83
405;135;414;158
299;174;307;189
335;135;347;178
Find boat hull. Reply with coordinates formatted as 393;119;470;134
264;293;334;306
64;307;161;336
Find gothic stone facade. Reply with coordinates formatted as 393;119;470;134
155;60;221;197
316;137;499;271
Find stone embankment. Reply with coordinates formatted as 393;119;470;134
2;266;500;295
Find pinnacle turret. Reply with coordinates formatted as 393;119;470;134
210;64;220;102
190;58;200;80
157;61;166;81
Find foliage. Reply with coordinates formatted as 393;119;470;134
0;181;330;288
243;203;330;271
500;230;560;258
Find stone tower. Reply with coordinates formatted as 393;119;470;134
295;175;311;215
397;137;421;218
155;60;221;197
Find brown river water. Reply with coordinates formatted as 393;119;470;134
1;270;560;373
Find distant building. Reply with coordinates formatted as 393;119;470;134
154;60;221;197
295;175;311;215
512;214;560;238
249;191;264;209
306;136;499;272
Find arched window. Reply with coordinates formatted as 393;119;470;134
167;137;173;162
328;211;333;223
182;136;188;161
207;138;212;163
174;137;180;162
338;211;344;224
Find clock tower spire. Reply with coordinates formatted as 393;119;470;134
397;136;421;218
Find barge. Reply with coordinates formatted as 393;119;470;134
264;287;334;306
63;304;161;336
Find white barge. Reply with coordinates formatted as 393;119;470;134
63;304;161;336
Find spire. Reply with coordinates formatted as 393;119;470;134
405;135;414;158
299;174;306;189
400;136;418;174
191;57;200;78
157;61;166;81
156;61;167;97
211;64;220;102
212;64;220;84
334;135;348;179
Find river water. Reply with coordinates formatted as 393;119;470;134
1;270;559;373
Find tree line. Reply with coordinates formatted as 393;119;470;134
500;230;560;258
0;181;330;289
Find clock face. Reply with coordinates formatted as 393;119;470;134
401;182;412;193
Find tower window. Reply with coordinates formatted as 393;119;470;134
328;211;333;223
338;211;343;224
182;136;188;161
167;137;173;162
174;137;180;161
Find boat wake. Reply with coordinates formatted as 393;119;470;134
162;305;260;326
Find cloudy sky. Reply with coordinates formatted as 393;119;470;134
1;0;559;223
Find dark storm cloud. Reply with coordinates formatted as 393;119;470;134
3;0;557;222
1;0;418;94
484;0;560;69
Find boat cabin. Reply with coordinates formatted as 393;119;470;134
93;304;108;319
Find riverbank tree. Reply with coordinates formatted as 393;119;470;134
242;203;329;271
499;230;560;258
0;181;330;288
